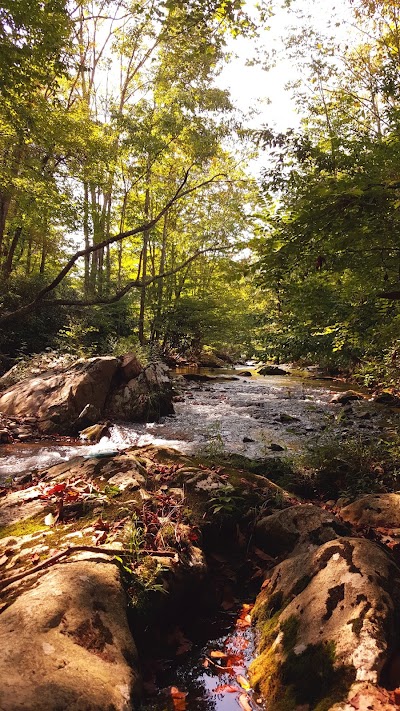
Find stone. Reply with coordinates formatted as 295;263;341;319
107;470;145;492
80;423;111;443
279;413;299;423
0;560;140;710
258;366;288;376
106;362;174;422
331;390;365;404
255;504;351;557
340;493;400;528
238;371;252;377
372;391;400;407
243;436;255;443
0;357;118;434
269;443;285;451
250;536;400;710
120;353;143;381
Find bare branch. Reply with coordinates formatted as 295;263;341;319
0;170;227;325
46;246;228;307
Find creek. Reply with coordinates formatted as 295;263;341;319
0;366;392;484
1;366;398;711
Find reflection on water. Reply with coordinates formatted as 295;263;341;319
143;603;262;711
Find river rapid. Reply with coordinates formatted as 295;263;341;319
0;365;396;482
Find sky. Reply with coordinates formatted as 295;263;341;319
218;0;354;132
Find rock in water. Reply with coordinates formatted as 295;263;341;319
0;356;174;434
331;390;365;404
0;356;118;434
258;365;288;376
106;362;174;422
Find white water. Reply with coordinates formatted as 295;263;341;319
0;367;381;482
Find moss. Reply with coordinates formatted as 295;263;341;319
281;615;299;652
292;574;313;596
0;517;46;539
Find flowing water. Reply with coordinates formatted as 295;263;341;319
0;366;385;484
0;365;397;710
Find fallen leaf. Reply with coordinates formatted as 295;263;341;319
237;675;251;690
212;684;239;694
94;518;110;531
210;650;228;660
170;686;187;711
93;530;108;546
0;555;8;566
44;513;55;526
43;483;66;497
238;693;252;711
236;617;251;629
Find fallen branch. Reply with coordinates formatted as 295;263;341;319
0;544;177;591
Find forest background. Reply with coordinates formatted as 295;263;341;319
1;0;400;387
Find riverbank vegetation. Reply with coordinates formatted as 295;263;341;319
1;0;400;383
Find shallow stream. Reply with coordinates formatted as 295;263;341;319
0;366;394;483
1;366;399;710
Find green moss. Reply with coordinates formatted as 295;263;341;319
0;517;46;540
281;615;299;652
292;574;313;596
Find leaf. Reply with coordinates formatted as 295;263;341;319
238;693;252;711
237;675;251;690
170;686;187;711
212;684;239;693
43;483;66;497
210;650;228;660
44;513;55;526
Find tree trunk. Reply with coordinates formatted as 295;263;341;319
138;162;151;346
2;226;22;278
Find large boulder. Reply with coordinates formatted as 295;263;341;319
106;362;174;421
0;559;141;710
0;356;175;434
340;494;400;528
255;503;351;557
250;536;400;710
0;357;119;434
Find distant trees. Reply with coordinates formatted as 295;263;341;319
0;0;262;356
255;0;400;370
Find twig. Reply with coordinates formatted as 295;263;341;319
0;545;177;591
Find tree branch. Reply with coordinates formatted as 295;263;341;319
0;170;226;325
46;247;227;307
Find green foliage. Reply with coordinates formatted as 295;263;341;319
207;483;244;517
298;433;400;499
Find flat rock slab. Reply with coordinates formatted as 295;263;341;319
0;559;140;710
341;494;400;528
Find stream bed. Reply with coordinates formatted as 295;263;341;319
0;366;396;483
1;366;399;711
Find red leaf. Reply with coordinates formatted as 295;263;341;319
212;684;239;694
44;483;66;497
170;686;187;711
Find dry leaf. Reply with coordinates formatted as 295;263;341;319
212;684;239;694
238;693;252;711
236;675;251;690
44;513;55;526
210;650;228;660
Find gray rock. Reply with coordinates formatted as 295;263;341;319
0;560;141;710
